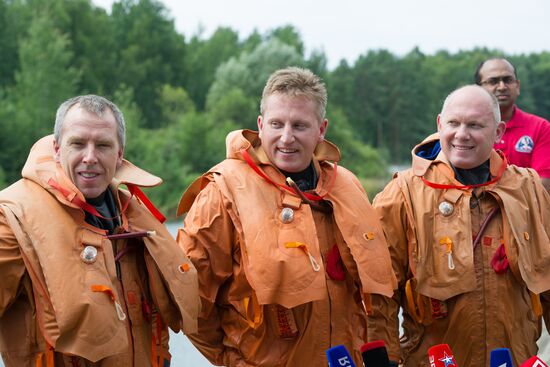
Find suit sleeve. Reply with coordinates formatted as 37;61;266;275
368;177;411;362
0;208;26;317
177;181;236;365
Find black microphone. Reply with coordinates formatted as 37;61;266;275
360;340;390;366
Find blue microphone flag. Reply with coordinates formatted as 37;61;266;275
490;348;515;367
326;345;356;367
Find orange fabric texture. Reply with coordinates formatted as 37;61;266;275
178;129;396;366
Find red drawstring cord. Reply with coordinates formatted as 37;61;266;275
420;152;507;191
240;149;338;201
48;178;166;223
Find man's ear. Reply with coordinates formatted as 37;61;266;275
53;139;61;162
319;119;328;142
257;115;264;139
117;148;124;168
436;114;442;132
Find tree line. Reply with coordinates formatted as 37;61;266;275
1;0;549;215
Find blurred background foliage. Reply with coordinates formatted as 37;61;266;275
1;0;549;215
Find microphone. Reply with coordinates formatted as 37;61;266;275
490;348;515;367
427;344;458;367
360;340;389;366
326;345;356;367
520;356;549;367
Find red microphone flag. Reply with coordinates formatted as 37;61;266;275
520;356;549;367
427;344;458;367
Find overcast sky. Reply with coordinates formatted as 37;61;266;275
93;0;549;69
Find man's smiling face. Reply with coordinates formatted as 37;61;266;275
437;86;505;169
54;105;123;199
258;93;327;173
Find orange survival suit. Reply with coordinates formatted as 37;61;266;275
0;136;200;366
368;133;550;366
177;129;397;366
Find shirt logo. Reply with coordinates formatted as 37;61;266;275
515;135;534;153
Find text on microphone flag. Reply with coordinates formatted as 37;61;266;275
338;356;353;366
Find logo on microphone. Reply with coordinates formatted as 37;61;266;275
439;352;456;367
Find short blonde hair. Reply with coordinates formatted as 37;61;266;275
260;67;327;120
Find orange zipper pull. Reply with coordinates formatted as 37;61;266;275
284;242;321;272
439;237;455;270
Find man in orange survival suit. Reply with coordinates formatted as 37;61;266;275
177;67;396;366
0;95;200;366
367;85;550;366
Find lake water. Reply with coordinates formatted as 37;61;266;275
1;222;548;366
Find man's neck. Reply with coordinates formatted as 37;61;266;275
452;160;490;186
84;189;119;234
281;162;317;191
501;105;516;122
86;191;107;206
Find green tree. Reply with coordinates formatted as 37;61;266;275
208;88;256;130
54;0;117;95
241;29;262;53
0;166;6;189
206;38;304;110
306;48;329;81
423;48;496;116
172;112;228;173
0;12;79;184
347;49;400;149
111;0;186;127
387;48;433;161
267;25;305;56
112;84;143;161
327;60;355;119
528;52;550;118
0;0;117;94
184;27;241;110
157;84;196;126
325;107;387;178
0;0;20;87
132;112;228;216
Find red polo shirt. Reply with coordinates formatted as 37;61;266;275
494;106;550;178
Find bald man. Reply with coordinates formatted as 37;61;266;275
367;85;550;366
475;58;550;192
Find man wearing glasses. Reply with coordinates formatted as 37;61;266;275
475;58;550;192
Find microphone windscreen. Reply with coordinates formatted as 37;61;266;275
520;356;549;367
490;348;515;367
427;344;459;367
326;345;356;367
361;340;390;367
